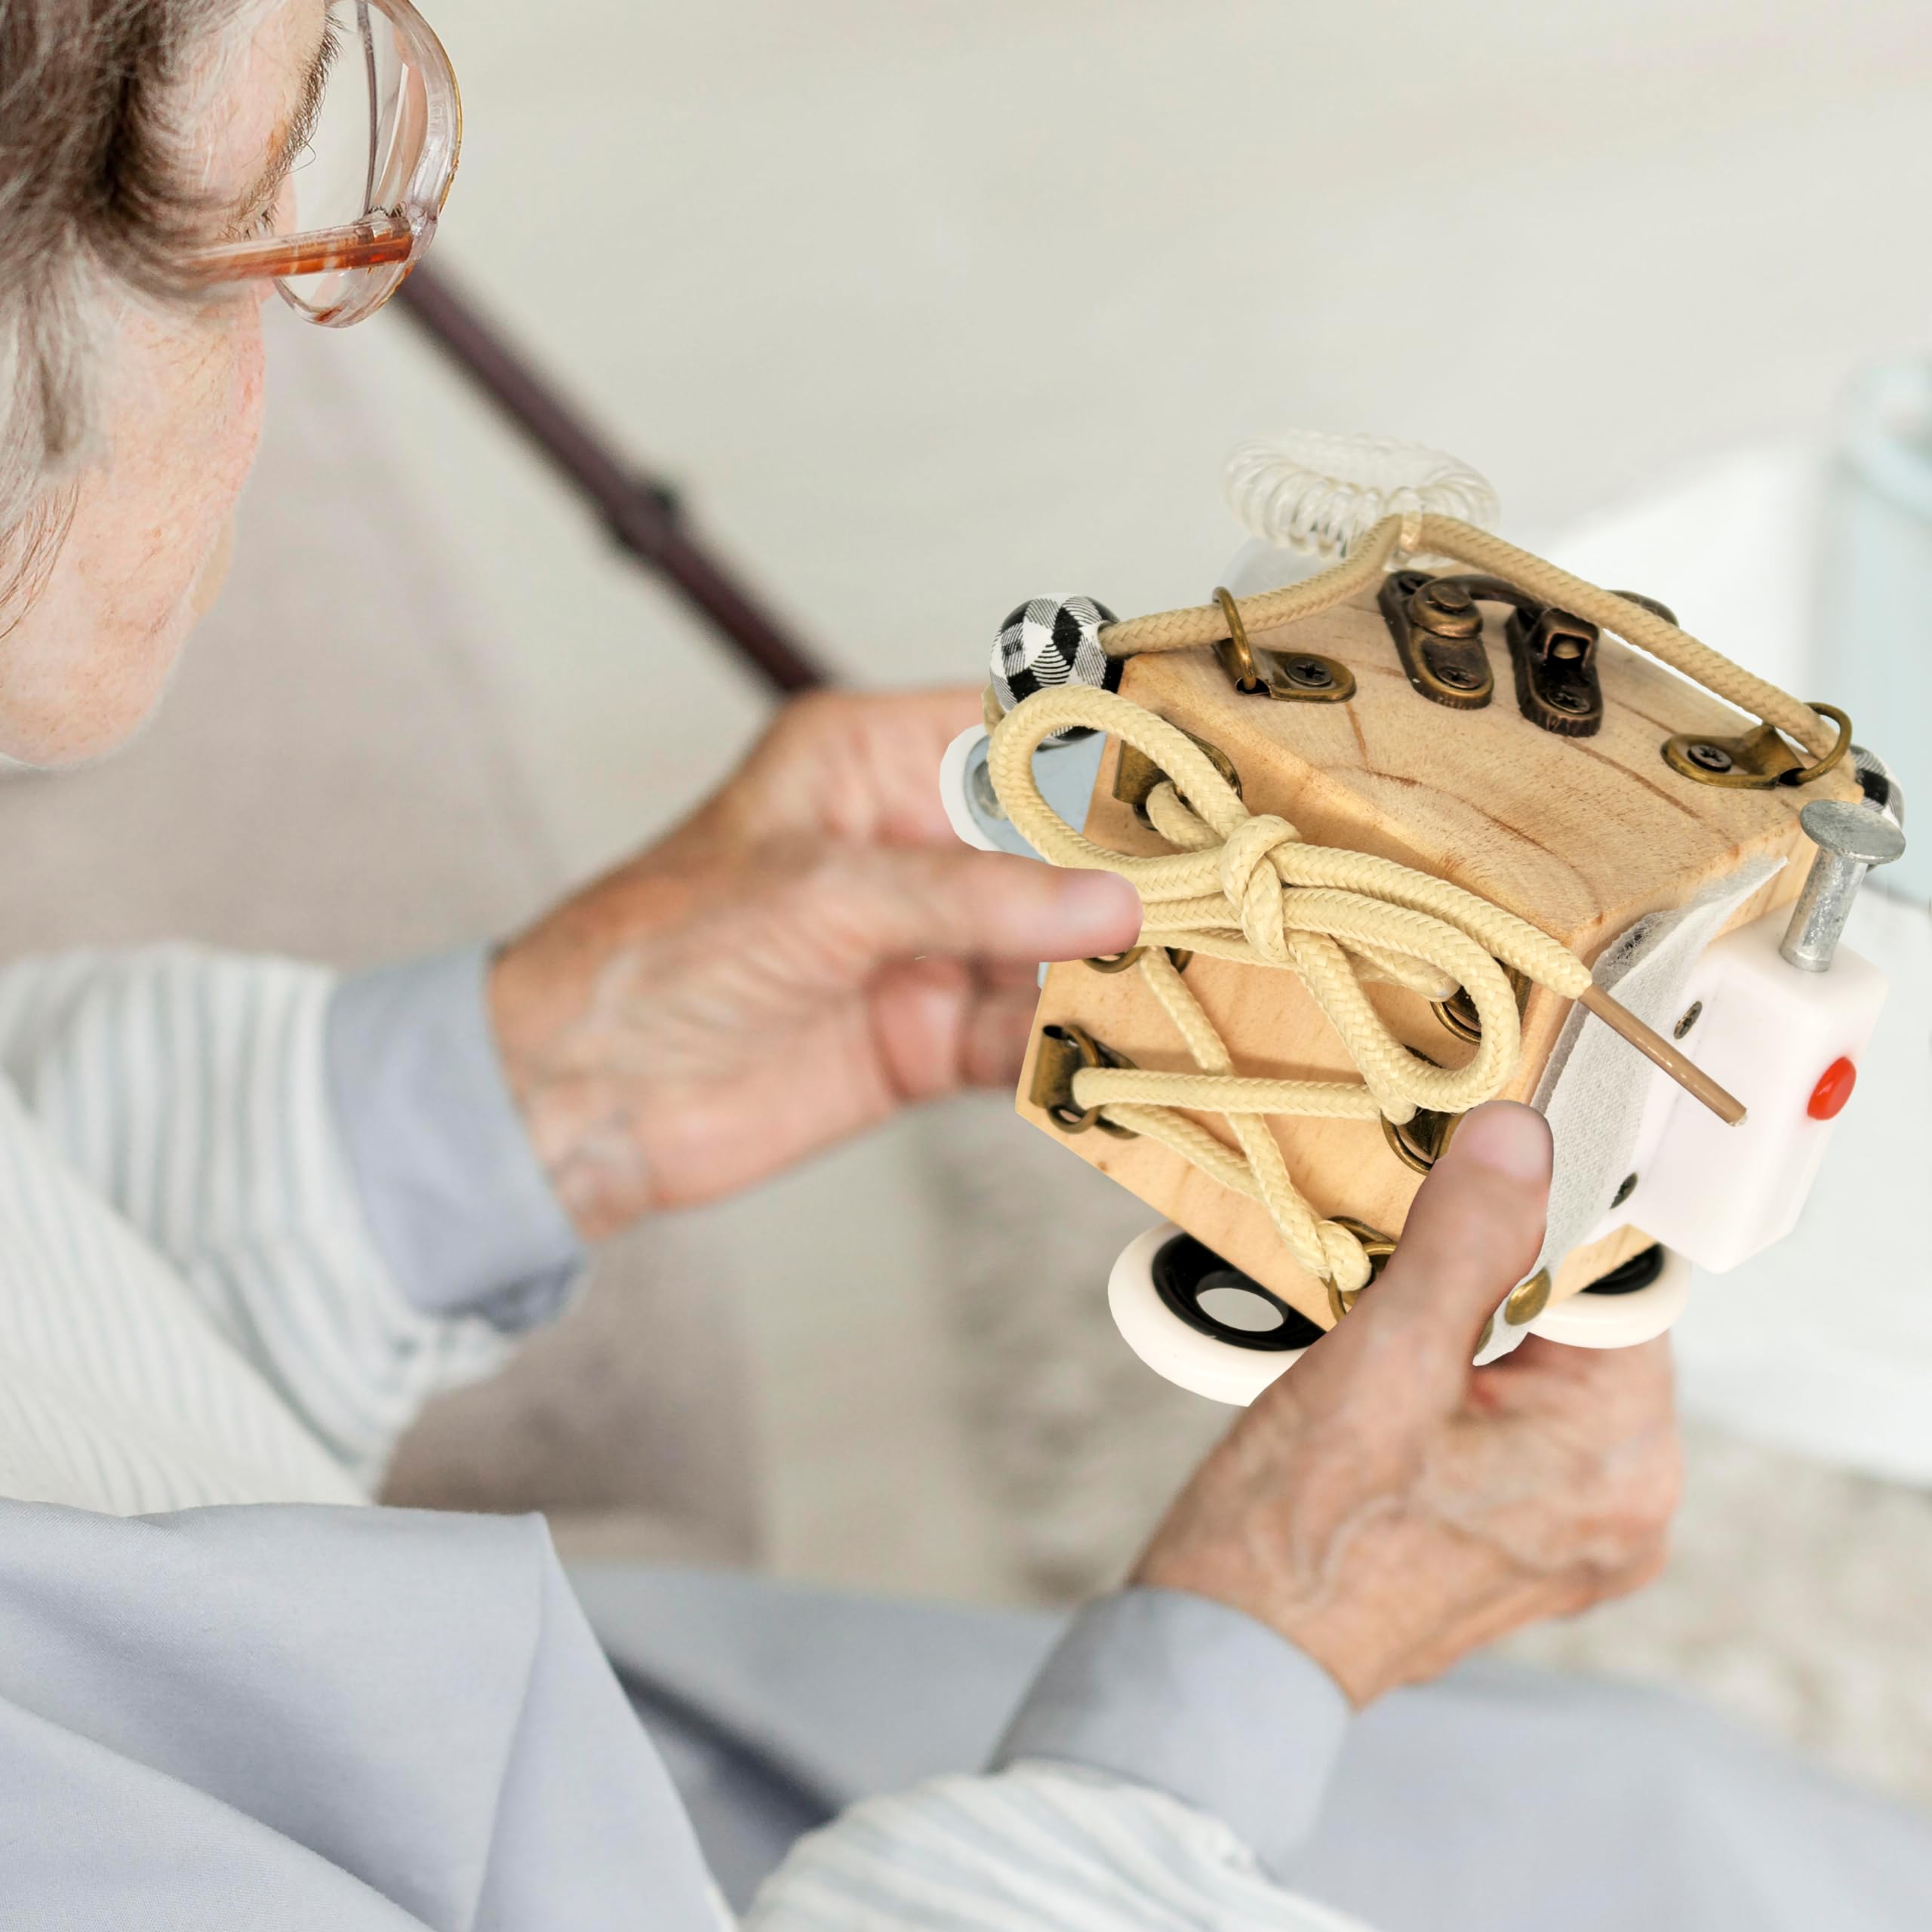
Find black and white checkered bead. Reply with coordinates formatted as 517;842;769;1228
989;595;1120;743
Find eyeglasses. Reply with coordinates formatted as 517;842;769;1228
188;0;460;328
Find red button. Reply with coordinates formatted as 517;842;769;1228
1807;1057;1857;1121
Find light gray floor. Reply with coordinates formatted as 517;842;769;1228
312;0;1932;1595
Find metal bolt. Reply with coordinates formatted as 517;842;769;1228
1686;742;1734;774
1672;1000;1703;1040
1780;798;1909;973
967;753;1008;823
1284;657;1334;689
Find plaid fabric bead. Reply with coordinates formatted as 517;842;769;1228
989;595;1120;744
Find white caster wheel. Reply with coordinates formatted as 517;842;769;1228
1109;1223;1323;1406
1525;1244;1692;1349
939;726;1004;853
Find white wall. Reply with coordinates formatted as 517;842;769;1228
325;0;1932;1592
343;0;1932;869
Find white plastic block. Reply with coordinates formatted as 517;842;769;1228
1609;909;1889;1275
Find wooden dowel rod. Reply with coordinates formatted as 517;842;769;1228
1579;985;1747;1127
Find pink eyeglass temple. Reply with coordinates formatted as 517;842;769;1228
189;212;422;288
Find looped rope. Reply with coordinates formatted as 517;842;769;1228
989;688;1594;1294
990;516;1820;1298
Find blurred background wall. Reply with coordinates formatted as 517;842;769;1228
307;0;1932;1599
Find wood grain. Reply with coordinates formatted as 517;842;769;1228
1016;583;1859;1327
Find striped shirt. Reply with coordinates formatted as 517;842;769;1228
0;942;1359;1930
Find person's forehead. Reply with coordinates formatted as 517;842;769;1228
201;0;334;204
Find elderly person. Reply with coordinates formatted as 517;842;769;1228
2;2;1929;1927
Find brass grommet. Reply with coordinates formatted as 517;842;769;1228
1084;946;1194;975
1431;967;1530;1045
1327;1217;1398;1322
1431;988;1484;1044
1382;1109;1460;1174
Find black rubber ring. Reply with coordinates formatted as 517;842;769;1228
1151;1233;1325;1352
1580;1244;1668;1297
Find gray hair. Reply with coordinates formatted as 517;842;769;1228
0;0;259;616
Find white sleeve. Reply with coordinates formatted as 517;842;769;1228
0;943;506;1484
744;1761;1373;1931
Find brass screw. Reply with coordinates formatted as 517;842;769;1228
1673;1000;1703;1040
1686;742;1734;774
1549;687;1589;712
1284;656;1334;689
1413;581;1482;639
1435;661;1481;691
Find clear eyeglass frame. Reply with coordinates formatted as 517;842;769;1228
186;0;460;328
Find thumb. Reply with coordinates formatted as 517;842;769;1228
1341;1100;1552;1364
797;844;1142;978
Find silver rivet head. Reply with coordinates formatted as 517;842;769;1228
1780;798;1909;972
1797;798;1907;868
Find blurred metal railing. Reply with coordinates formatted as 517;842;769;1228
396;264;831;696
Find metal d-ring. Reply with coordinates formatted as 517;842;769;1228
1213;587;1263;692
1662;701;1853;790
1084;947;1195;974
1028;1023;1137;1138
1211;585;1356;703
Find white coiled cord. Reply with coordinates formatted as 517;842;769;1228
1223;431;1500;558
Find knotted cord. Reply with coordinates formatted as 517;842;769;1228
986;516;1829;1298
989;689;1594;1294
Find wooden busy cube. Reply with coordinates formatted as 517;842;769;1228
1014;582;1859;1332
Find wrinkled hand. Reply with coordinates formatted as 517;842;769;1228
490;688;1140;1236
1134;1102;1681;1706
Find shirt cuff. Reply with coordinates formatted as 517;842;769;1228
325;943;586;1332
989;1586;1350;1879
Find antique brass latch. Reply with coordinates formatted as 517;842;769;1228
1378;570;1495;710
1507;601;1601;737
1380;571;1614;737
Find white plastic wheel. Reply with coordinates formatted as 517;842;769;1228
1524;1246;1693;1349
1108;1223;1311;1406
938;725;1002;852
